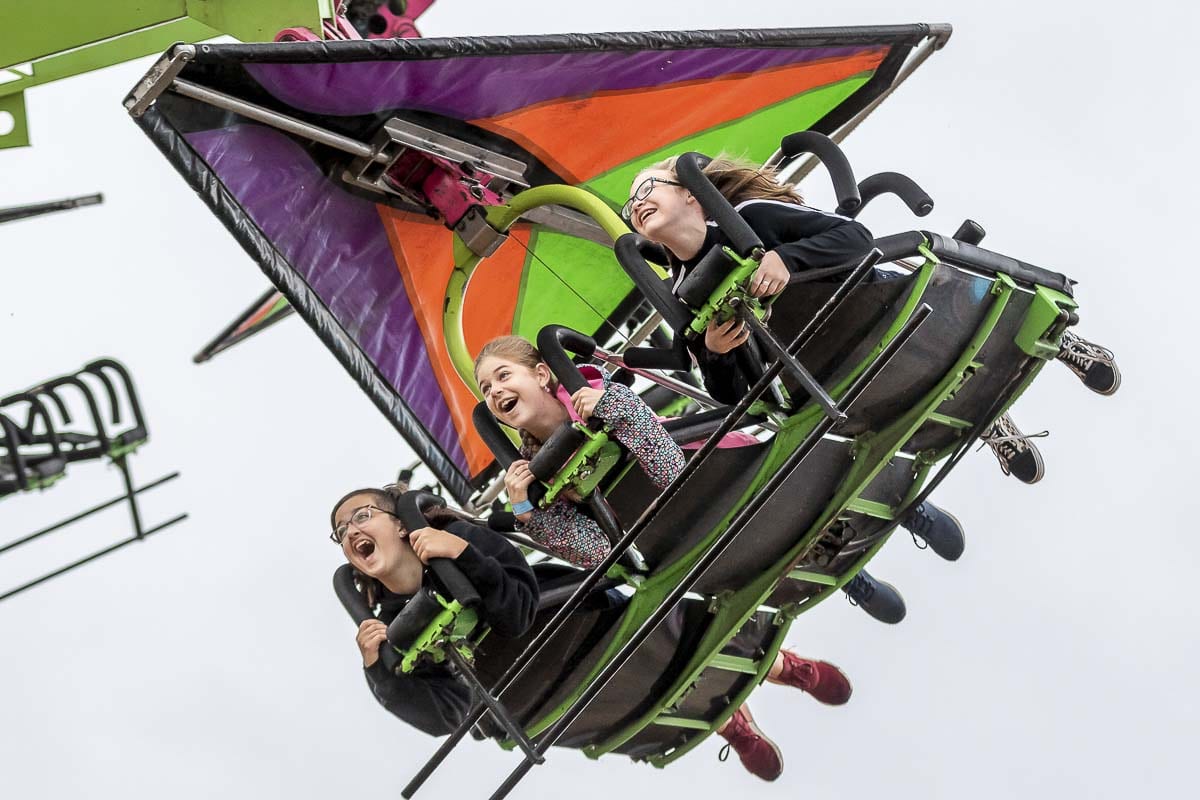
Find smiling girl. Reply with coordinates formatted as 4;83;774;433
331;484;538;735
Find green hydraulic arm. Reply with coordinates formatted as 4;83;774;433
0;1;333;149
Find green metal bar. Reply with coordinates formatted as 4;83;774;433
927;411;973;429
646;613;791;768
651;716;712;731
786;569;839;586
706;654;760;675
444;186;625;396
844;498;895;519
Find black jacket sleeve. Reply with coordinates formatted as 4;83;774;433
362;660;471;737
738;201;873;273
443;520;539;638
688;343;747;406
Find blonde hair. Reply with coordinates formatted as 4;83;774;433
473;335;559;455
642;152;803;208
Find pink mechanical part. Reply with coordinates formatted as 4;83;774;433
382;151;504;227
275;1;437;42
276;1;363;41
363;0;437;39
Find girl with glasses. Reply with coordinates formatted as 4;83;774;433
474;333;855;781
330;482;538;735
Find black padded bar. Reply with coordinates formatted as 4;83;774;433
612;234;692;332
536;326;595;397
471;403;546;508
84;359;149;434
394;492;481;609
0;412;29;492
675;152;763;257
850;171;933;218
926;233;1074;296
333;563;403;675
780;131;861;212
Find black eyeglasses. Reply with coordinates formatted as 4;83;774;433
622;176;682;221
331;505;397;544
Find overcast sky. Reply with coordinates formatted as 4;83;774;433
2;1;1195;798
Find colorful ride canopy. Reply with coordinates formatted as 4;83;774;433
129;25;950;504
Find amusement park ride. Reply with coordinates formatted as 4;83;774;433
2;3;1116;795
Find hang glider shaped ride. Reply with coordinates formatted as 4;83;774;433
124;23;1101;794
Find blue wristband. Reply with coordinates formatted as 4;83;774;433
511;499;535;515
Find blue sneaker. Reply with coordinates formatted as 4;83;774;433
902;501;966;562
842;569;906;624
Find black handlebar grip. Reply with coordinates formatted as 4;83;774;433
394;491;482;608
622;337;692;371
528;422;587;482
613;234;693;332
952;219;986;245
470;402;546;507
333;564;403;675
850;171;934;218
536;325;595;396
675;152;763;257
778;131;861;213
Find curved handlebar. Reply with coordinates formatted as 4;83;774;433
83;358;147;432
778;131;861;213
536;325;596;397
0;412;30;490
394;491;481;608
847;172;934;218
612;234;693;333
332;564;403;675
470;403;547;507
0;391;65;456
675;152;763;257
37;375;110;451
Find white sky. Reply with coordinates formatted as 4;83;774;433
1;1;1196;798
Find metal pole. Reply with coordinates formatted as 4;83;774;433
0;472;180;556
732;299;845;423
0;514;188;603
443;647;544;765
171;79;381;161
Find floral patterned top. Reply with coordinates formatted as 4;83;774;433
518;367;685;568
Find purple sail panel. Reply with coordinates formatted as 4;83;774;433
184;124;468;471
245;45;877;120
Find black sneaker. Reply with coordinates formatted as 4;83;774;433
842;569;906;624
979;412;1046;484
1056;331;1121;396
901;501;965;562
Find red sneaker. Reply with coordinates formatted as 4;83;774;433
717;705;783;781
773;649;853;706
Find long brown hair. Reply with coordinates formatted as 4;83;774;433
473;335;560;456
643;152;804;208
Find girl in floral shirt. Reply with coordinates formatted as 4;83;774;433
474;335;683;568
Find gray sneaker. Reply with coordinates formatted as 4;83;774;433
1056;331;1121;396
842;569;906;624
979;412;1046;484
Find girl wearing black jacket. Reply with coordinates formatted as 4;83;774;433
330;485;538;736
623;155;966;620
